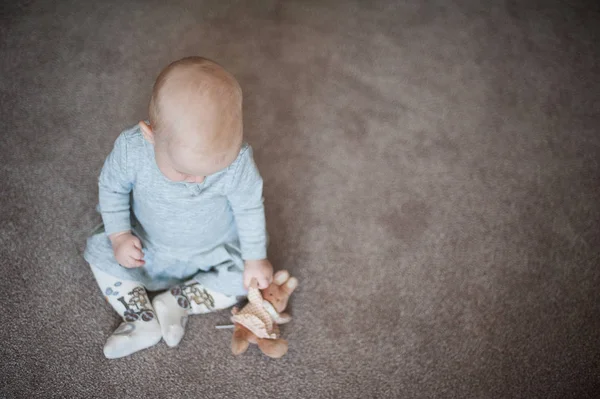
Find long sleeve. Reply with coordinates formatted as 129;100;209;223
98;133;134;236
227;145;268;260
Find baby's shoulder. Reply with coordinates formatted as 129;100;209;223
229;142;252;169
224;142;255;176
118;124;146;150
111;124;147;163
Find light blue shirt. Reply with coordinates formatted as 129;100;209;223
84;124;267;295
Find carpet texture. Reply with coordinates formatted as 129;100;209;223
1;1;599;398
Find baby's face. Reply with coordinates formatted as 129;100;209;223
154;131;241;183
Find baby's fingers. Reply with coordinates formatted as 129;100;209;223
130;245;144;261
126;256;145;268
256;276;269;289
131;236;144;252
125;244;145;268
243;273;252;289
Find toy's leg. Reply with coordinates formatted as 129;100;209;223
152;280;238;347
257;338;289;358
231;324;252;355
90;265;162;359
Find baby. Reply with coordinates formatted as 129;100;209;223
84;56;277;358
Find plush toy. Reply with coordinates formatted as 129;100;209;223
230;270;298;358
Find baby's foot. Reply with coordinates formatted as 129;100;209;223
90;267;162;359
153;281;238;347
104;318;162;359
152;290;189;348
103;286;162;359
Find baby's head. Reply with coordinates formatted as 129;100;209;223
139;56;243;183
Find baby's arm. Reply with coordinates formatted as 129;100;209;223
98;133;144;268
227;146;272;288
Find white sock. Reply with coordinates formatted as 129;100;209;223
91;266;162;359
152;280;239;347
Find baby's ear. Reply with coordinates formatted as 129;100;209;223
139;121;155;144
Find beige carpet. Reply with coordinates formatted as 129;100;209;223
1;0;599;398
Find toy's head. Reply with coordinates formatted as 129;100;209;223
261;270;298;313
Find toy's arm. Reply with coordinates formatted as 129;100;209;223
274;312;292;324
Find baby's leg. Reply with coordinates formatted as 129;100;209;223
90;265;162;359
152;279;239;347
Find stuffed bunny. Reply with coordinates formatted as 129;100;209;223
231;270;298;358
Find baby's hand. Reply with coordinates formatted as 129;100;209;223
109;231;145;268
243;259;274;289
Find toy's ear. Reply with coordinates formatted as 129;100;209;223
281;277;298;297
273;270;290;285
231;325;251;355
257;338;288;358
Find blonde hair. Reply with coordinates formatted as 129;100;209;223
149;56;242;141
